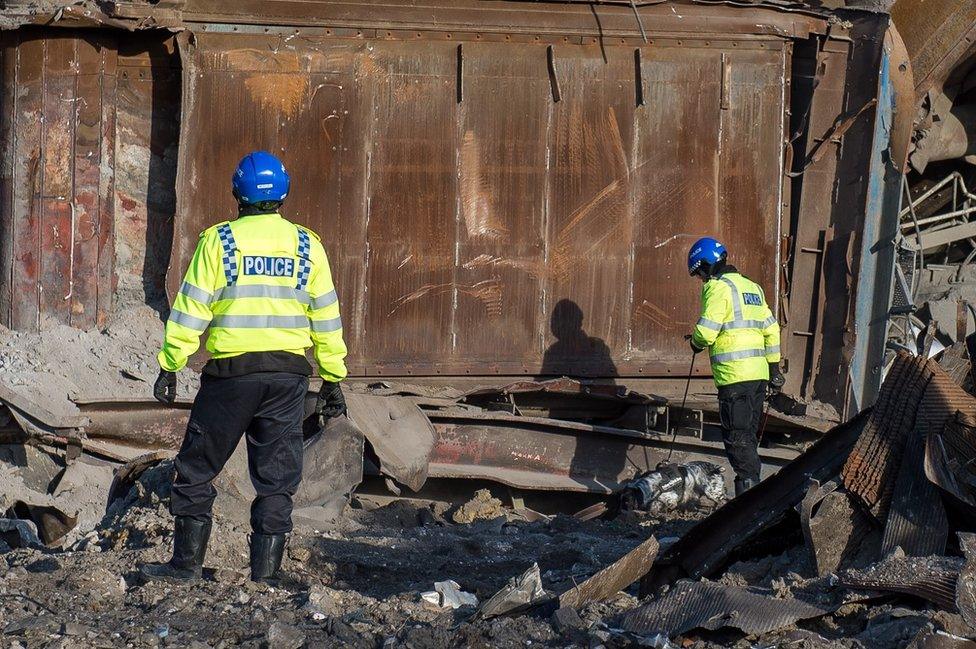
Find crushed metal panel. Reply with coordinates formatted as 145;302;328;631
346;392;434;492
881;433;948;558
293;416;364;519
891;0;976;101
957;533;976;633
843;352;976;519
559;536;659;609
620;580;834;637
842;554;962;612
926;412;976;509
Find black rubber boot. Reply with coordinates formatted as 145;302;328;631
141;516;211;582
733;477;759;497
250;533;287;583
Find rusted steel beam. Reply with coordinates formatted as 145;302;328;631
425;410;797;493
174;1;831;39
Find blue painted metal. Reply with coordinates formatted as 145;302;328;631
849;29;907;414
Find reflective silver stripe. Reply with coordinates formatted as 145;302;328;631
762;316;777;329
719;277;742;320
169;309;210;331
765;345;781;355
310;316;342;333
723;319;770;330
710;348;766;363
310;289;338;310
210;314;309;329
214;284;310;304
696;317;723;331
180;281;213;305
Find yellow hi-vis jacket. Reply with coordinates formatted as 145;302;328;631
691;272;781;387
157;212;348;382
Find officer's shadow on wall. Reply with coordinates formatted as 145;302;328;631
539;299;627;493
539;299;618;383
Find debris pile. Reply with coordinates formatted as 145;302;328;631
1;348;975;646
629;351;976;646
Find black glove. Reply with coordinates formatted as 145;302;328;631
316;381;347;419
154;370;177;404
768;363;785;392
685;334;704;355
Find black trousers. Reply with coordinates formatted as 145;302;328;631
717;379;767;483
170;372;309;534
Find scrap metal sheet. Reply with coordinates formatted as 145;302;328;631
842;555;962;612
559;536;659;609
620;580;833;636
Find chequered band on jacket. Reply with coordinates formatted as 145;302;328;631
216;223;238;286
296;228;312;291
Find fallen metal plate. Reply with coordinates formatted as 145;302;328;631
801;483;877;576
560;536;659;609
620;580;834;636
294;415;365;519
926;413;976;509
881;433;948;558
347;393;434;493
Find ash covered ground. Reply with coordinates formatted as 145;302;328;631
0;306;200;415
0;449;968;649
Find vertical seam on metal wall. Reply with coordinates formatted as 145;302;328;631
4;33;19;327
36;37;45;331
360;59;375;373
626;47;641;359
68;37;79;326
541;44;554;358
774;42;788;316
451;55;463;358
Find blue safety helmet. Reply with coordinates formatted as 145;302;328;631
232;151;290;205
687;237;727;276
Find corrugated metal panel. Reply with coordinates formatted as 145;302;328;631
620;579;834;636
171;32;789;378
842;554;962;612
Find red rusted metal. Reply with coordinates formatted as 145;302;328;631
171;26;793;380
0;3;908;420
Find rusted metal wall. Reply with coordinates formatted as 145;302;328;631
0;2;910;416
0;29;181;330
173;30;789;379
0;30;118;330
